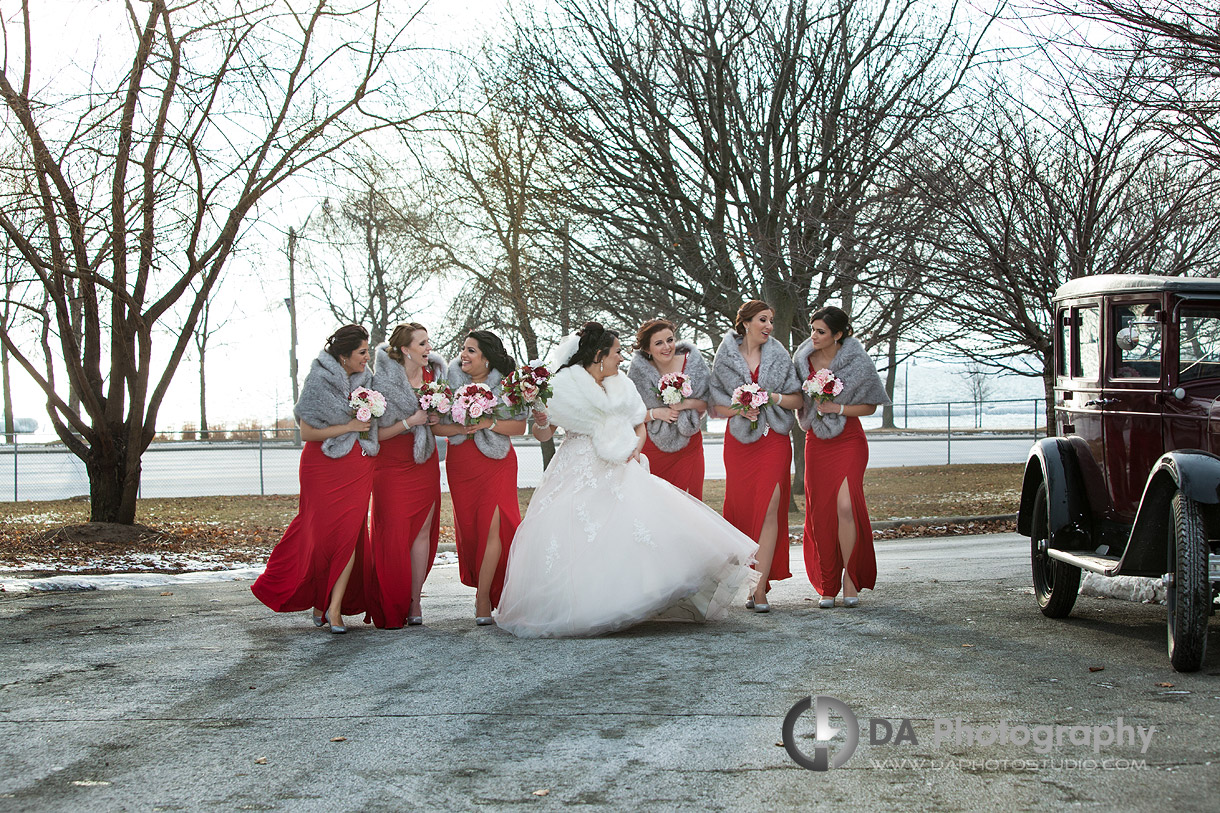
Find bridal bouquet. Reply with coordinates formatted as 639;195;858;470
349;387;387;439
802;369;844;420
416;379;454;419
657;372;692;407
730;383;770;430
500;362;553;414
451;383;499;426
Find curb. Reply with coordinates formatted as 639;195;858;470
869;513;1017;531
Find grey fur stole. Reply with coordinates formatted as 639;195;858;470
793;336;891;439
371;344;447;464
442;359;526;460
626;342;711;453
709;332;801;443
294;349;379;459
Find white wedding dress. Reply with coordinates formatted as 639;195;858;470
495;430;760;638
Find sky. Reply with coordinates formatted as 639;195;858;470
3;0;1050;438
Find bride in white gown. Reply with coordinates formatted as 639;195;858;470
495;323;759;638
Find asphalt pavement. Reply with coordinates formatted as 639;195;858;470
1;534;1217;812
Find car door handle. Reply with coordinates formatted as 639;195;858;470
1084;398;1118;407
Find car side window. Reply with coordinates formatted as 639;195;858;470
1112;303;1161;379
1074;306;1100;380
1056;309;1069;378
1179;308;1220;383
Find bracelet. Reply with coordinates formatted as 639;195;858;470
402;418;410;430
838;404;844;415
648;408;654;420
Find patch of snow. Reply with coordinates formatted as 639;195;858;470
1080;573;1165;604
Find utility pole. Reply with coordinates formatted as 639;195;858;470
287;227;301;447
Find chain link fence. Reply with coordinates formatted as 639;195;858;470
0;398;1044;502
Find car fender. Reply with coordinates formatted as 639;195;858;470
1120;450;1220;576
1017;438;1092;547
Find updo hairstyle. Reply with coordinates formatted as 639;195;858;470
386;322;427;363
733;300;773;336
634;318;677;360
325;324;369;361
561;321;620;370
467;330;516;377
809;306;853;343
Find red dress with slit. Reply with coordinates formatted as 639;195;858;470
251;441;371;615
721;367;792;586
802;416;877;596
445;439;521;608
364;438;441;628
364;369;442;628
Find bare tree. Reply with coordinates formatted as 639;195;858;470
303;156;448;345
0;0;431;524
908;57;1220;426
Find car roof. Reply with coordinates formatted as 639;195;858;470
1055;274;1220;302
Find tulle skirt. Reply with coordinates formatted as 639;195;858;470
496;433;758;638
364;434;441;628
251;442;371;615
722;429;793;585
641;432;705;498
803;418;877;595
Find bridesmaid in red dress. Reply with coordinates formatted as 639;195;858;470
627;319;710;497
709;301;803;613
792;306;889;608
432;331;527;625
366;322;446;629
251;325;376;634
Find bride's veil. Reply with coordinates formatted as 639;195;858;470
546;333;581;370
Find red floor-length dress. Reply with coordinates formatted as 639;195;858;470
642;433;705;499
252;442;372;615
364;436;441;628
803;416;877;596
642;354;706;498
445;440;521;608
721;368;792;586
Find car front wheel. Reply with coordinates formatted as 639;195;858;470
1167;490;1209;672
1030;482;1081;618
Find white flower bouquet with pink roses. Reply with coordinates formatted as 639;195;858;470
802;368;844;420
730;383;770;430
349;386;387;439
657;372;693;406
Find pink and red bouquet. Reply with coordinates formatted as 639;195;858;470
349;387;387;439
416;379;454;419
730;383;770;430
657;372;693;407
802;368;844;420
500;362;553;414
450;382;499;426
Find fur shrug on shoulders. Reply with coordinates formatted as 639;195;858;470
371;344;447;464
294;349;378;459
442;359;525;460
626;341;711;453
792;336;890;439
547;365;647;463
709;332;801;443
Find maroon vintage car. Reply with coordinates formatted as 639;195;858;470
1018;274;1220;671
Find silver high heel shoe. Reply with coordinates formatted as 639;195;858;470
745;597;755;609
325;613;347;634
475;616;495;626
312;613;326;628
407;615;423;626
843;596;859;608
818;596;835;609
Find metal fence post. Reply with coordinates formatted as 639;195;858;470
946;402;952;465
259;430;265;497
12;436;16;501
1033;398;1040;440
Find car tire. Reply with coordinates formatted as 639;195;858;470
1030;481;1081;618
1167;491;1209;672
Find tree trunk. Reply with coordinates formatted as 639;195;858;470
199;348;208;441
87;440;140;524
789;423;804;514
1;339;13;444
881;330;899;429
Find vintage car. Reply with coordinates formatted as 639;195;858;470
1018;274;1220;672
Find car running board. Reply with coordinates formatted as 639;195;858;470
1047;550;1121;577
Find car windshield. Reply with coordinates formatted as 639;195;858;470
1179;306;1220;383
